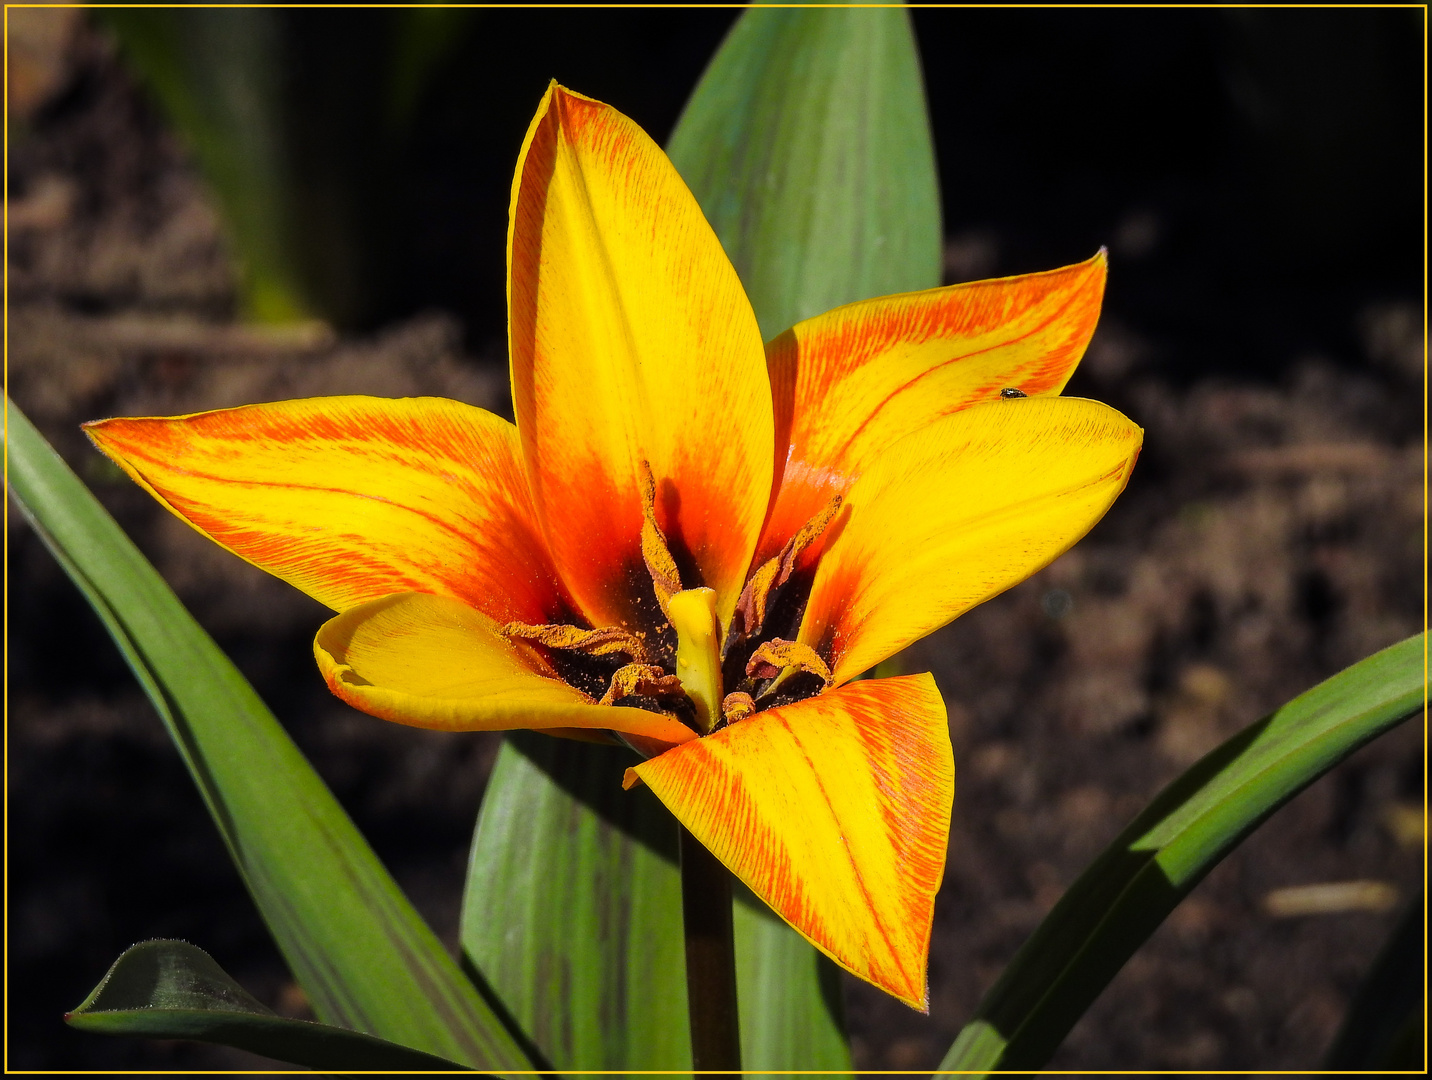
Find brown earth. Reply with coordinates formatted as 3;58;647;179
6;12;1424;1074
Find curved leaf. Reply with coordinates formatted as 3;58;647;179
5;397;533;1070
66;941;477;1072
461;734;690;1072
939;632;1425;1075
668;2;941;339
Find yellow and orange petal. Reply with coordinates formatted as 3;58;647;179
84;396;566;626
798;394;1142;684
756;254;1107;567
508;83;773;635
315;591;698;748
632;674;953;1010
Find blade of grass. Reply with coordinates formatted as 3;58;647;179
938;633;1425;1075
66;941;480;1072
5;398;533;1071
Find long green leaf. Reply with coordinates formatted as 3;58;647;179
939;633;1426;1075
99;9;306;323
98;8;474;327
667;3;941;339
462;734;690;1072
66;941;477;1072
5;398;532;1071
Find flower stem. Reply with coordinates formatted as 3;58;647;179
679;825;741;1075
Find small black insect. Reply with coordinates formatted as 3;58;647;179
1000;387;1027;399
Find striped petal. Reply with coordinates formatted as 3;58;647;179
633;674;952;1010
315;591;698;748
508;83;773;635
800;395;1142;685
757;253;1106;565
84;397;566;625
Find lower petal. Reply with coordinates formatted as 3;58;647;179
633;675;953;1010
314;592;697;748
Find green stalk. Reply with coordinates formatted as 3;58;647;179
679;826;742;1075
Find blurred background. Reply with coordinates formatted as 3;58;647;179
6;6;1423;1071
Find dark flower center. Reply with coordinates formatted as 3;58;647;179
500;480;844;743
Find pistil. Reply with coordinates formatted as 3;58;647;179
667;587;723;734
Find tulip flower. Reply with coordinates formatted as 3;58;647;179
85;84;1141;1012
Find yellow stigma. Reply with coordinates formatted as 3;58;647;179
668;587;723;734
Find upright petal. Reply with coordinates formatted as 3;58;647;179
633;675;952;1010
315;592;698;748
757;254;1106;564
800;395;1142;684
508;84;773;633
85;397;565;624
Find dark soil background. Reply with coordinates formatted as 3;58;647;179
6;7;1424;1074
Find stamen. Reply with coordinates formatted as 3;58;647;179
668;587;723;734
732;494;842;640
502;621;648;663
721;692;756;724
745;638;832;690
639;461;683;617
600;663;685;706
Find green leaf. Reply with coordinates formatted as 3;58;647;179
461;734;851;1075
939;633;1425;1076
97;9;474;327
66;941;478;1072
98;9;308;323
462;734;690;1072
1324;889;1424;1069
668;3;942;339
5;397;533;1071
732;890;852;1077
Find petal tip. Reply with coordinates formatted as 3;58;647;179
888;953;932;1013
79;414;128;448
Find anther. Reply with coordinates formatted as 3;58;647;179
502;621;648;664
746;638;832;691
732;494;843;641
721;692;756;724
600;663;684;706
639;461;682;617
